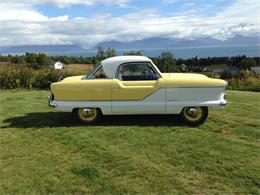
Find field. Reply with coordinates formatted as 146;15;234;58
0;90;260;194
65;64;93;73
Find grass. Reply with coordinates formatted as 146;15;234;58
65;64;93;73
0;90;260;194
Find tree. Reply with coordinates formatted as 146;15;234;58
124;51;142;56
11;55;26;64
25;52;37;64
36;53;52;67
96;46;106;61
160;52;176;72
239;58;257;69
106;47;116;57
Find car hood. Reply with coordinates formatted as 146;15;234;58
61;75;84;82
161;73;208;79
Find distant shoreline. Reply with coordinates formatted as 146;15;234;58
1;44;259;59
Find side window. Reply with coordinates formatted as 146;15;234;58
87;65;107;79
116;62;160;81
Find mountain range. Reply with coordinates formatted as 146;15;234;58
0;35;259;54
93;35;259;50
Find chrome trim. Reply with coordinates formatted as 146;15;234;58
187;107;198;116
172;86;225;88
219;100;227;107
48;95;57;107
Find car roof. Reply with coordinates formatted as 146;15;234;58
101;56;152;78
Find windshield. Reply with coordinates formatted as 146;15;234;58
85;64;107;79
85;64;100;79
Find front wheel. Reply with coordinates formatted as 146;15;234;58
181;106;208;126
73;108;102;124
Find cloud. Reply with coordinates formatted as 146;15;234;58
0;3;48;21
0;0;259;47
102;0;131;8
162;0;179;4
4;0;131;8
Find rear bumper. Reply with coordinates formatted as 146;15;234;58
219;100;227;107
211;99;227;110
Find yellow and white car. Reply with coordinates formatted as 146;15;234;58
49;56;227;126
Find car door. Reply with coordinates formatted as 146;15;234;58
111;62;166;114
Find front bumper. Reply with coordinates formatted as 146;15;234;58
48;94;57;107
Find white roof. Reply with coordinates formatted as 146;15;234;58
101;56;152;78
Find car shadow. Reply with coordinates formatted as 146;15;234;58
2;112;186;128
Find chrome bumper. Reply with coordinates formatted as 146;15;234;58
219;100;227;107
48;95;57;108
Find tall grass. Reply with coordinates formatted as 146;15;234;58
0;65;259;91
0;65;88;89
228;77;260;92
202;70;260;92
227;70;260;92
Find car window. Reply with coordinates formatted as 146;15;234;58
86;65;108;79
116;62;160;81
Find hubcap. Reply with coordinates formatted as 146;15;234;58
78;108;97;122
183;107;203;122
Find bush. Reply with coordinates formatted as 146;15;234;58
228;76;260;92
0;65;86;90
0;65;259;92
201;72;220;78
0;67;21;89
0;65;37;89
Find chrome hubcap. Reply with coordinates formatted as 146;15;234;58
183;107;203;122
78;108;97;122
187;108;198;116
83;108;93;116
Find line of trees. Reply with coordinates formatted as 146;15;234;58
0;47;259;72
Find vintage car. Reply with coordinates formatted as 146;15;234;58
49;56;227;126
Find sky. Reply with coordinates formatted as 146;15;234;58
0;0;259;48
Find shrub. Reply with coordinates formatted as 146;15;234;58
0;65;87;90
0;65;36;89
202;72;220;78
227;75;260;92
0;65;259;92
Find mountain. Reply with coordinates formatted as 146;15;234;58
224;35;259;45
0;44;83;54
93;35;259;50
0;35;258;55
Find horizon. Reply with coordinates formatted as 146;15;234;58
0;0;259;48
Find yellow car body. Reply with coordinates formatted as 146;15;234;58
51;73;225;101
49;56;227;116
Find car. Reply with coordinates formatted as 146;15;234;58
49;56;227;126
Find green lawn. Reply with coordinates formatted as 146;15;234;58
0;90;260;194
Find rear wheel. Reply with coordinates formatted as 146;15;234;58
74;108;102;124
181;106;208;126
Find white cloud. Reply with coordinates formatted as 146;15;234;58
49;15;69;21
0;3;48;21
4;0;131;8
0;0;259;47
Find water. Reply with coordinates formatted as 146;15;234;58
140;45;260;58
9;45;260;59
